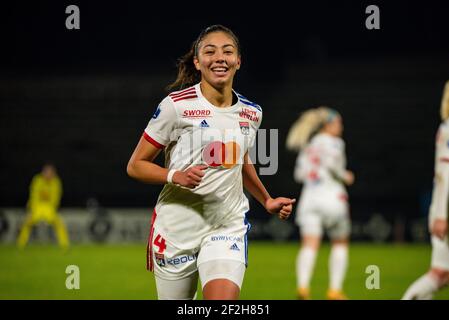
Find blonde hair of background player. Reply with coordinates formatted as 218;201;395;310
286;106;337;151
440;81;449;121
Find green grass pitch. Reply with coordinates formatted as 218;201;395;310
0;242;448;300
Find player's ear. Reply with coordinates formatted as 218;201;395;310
236;55;241;70
193;56;201;71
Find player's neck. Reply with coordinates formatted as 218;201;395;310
200;81;233;108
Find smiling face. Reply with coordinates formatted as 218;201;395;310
193;31;241;89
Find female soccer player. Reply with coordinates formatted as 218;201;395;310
402;81;449;300
286;107;354;300
127;25;295;300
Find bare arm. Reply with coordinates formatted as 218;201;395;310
322;142;354;186
127;135;207;188
242;152;271;205
127;135;167;184
242;152;295;220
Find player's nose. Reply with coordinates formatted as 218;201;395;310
214;52;226;63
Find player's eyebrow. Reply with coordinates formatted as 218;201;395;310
203;44;236;50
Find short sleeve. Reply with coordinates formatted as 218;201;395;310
143;97;179;149
321;137;346;180
249;109;263;149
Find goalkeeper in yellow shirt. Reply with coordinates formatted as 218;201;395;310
17;163;70;249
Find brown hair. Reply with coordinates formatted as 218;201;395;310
166;25;241;91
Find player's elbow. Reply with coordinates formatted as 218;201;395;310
126;160;138;179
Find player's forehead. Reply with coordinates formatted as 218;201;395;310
198;31;237;50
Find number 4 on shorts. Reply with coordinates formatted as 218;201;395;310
154;234;167;253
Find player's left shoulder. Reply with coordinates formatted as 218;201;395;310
326;135;345;150
335;136;345;147
235;91;263;113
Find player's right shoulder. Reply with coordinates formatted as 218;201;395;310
313;133;343;153
151;93;180;120
167;85;199;104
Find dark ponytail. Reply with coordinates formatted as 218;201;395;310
166;25;241;91
166;42;200;91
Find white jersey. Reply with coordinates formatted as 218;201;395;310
429;119;449;228
144;83;262;249
294;133;349;231
295;133;348;196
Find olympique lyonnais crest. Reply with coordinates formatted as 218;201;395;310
155;252;165;267
239;121;249;135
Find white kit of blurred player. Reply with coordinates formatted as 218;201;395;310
402;81;449;300
286;107;355;300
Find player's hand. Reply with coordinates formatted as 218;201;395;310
264;197;296;220
172;165;208;189
431;218;448;240
344;170;355;186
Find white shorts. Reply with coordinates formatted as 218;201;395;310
431;235;449;270
155;259;246;299
296;191;350;240
147;211;251;281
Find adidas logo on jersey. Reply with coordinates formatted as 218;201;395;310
230;243;240;251
200;120;210;128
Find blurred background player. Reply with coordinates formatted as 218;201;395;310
286;107;354;300
17;163;69;250
402;82;449;300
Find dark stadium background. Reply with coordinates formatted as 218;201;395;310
2;1;449;242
